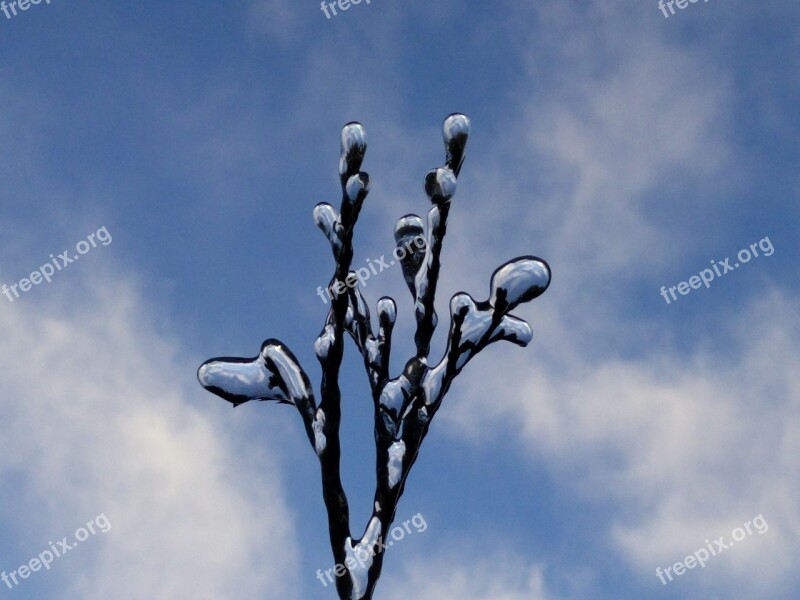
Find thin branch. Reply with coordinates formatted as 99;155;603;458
198;114;551;600
313;122;372;600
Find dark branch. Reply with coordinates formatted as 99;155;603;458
198;114;551;600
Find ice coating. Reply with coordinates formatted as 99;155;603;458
345;516;382;600
341;122;367;156
394;214;424;242
421;362;445;407
451;292;535;358
491;314;533;346
195;114;554;600
346;172;370;203
424;167;457;203
413;206;441;309
351;283;370;321
313;203;341;251
197;355;288;406
422;291;535;408
443;113;470;146
489;256;551;312
394;215;426;296
376;297;396;325
345;291;377;374
379;376;410;416
340;122;367;178
449;293;493;368
417;405;429;425
387;441;406;488
313;408;327;455
262;343;312;401
365;338;380;366
197;341;302;406
374;297;396;383
442;113;470;174
315;324;335;361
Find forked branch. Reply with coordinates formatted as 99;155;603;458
197;114;551;600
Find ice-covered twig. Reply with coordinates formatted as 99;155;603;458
312;122;373;600
197;339;318;445
197;114;550;600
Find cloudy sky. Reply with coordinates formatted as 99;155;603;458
0;0;798;598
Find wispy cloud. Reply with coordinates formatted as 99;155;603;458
0;269;300;599
384;552;552;600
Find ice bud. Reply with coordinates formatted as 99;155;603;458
489;256;551;313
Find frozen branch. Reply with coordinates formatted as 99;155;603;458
197;114;551;600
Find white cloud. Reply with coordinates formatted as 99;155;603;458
247;0;303;43
526;41;731;274
0;269;300;599
441;287;800;596
383;553;551;600
424;3;800;597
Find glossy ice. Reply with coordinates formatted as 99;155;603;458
196;114;551;600
197;339;312;406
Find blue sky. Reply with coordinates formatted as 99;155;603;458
0;0;798;598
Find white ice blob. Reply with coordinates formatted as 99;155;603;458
489;256;550;312
345;516;382;600
313;408;327;455
387;441;406;488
